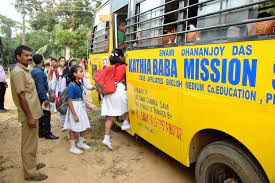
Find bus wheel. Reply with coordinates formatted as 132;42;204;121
195;141;268;183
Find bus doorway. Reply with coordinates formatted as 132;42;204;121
113;5;128;52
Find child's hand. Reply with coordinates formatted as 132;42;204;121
73;114;79;123
86;103;93;111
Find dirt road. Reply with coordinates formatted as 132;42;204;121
0;79;195;183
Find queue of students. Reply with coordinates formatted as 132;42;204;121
10;45;130;181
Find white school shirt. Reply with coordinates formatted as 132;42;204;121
60;76;93;92
55;68;63;96
82;77;93;90
0;65;7;83
50;71;57;91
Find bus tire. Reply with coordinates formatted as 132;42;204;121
195;140;268;183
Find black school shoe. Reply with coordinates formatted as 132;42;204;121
44;134;59;140
0;108;8;113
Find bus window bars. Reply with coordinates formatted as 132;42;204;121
126;16;275;44
126;0;217;29
126;0;274;44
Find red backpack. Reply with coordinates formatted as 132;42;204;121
94;65;118;95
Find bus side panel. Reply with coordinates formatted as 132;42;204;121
179;39;275;182
126;48;184;163
88;55;100;107
126;39;275;182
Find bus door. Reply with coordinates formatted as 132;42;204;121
113;6;128;51
111;5;130;129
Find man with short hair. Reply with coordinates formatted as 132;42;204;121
10;45;48;181
31;54;59;140
0;59;8;112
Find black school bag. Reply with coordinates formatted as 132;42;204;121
56;74;69;115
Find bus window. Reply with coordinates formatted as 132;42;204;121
162;0;179;45
135;0;164;47
252;2;275;35
178;0;275;43
185;0;200;42
91;22;110;53
197;0;252;40
128;0;179;48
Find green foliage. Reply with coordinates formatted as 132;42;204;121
0;15;18;65
53;25;77;48
57;0;94;31
0;15;17;38
13;30;51;53
13;0;101;59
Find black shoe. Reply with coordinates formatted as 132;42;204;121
0;108;9;112
39;134;45;138
44;134;59;140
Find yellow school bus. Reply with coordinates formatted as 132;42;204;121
89;0;275;182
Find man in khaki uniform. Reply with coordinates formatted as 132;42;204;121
10;45;48;181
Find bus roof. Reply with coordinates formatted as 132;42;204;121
94;0;111;26
95;0;110;14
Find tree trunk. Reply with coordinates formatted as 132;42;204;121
65;46;71;60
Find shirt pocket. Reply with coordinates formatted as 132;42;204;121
25;79;35;93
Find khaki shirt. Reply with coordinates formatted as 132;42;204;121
11;63;43;122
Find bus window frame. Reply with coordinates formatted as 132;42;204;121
130;0;178;48
113;13;128;49
90;21;110;54
126;0;275;50
114;14;119;49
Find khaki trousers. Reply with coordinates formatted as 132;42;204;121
21;120;39;178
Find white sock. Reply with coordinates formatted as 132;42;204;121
70;140;76;148
123;120;129;126
79;136;85;144
104;135;110;141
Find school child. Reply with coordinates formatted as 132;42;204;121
49;58;59;112
63;65;93;154
55;57;66;128
44;63;51;81
101;49;130;150
55;57;66;97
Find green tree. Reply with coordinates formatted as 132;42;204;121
14;30;51;53
0;15;18;65
53;25;78;59
14;0;101;59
